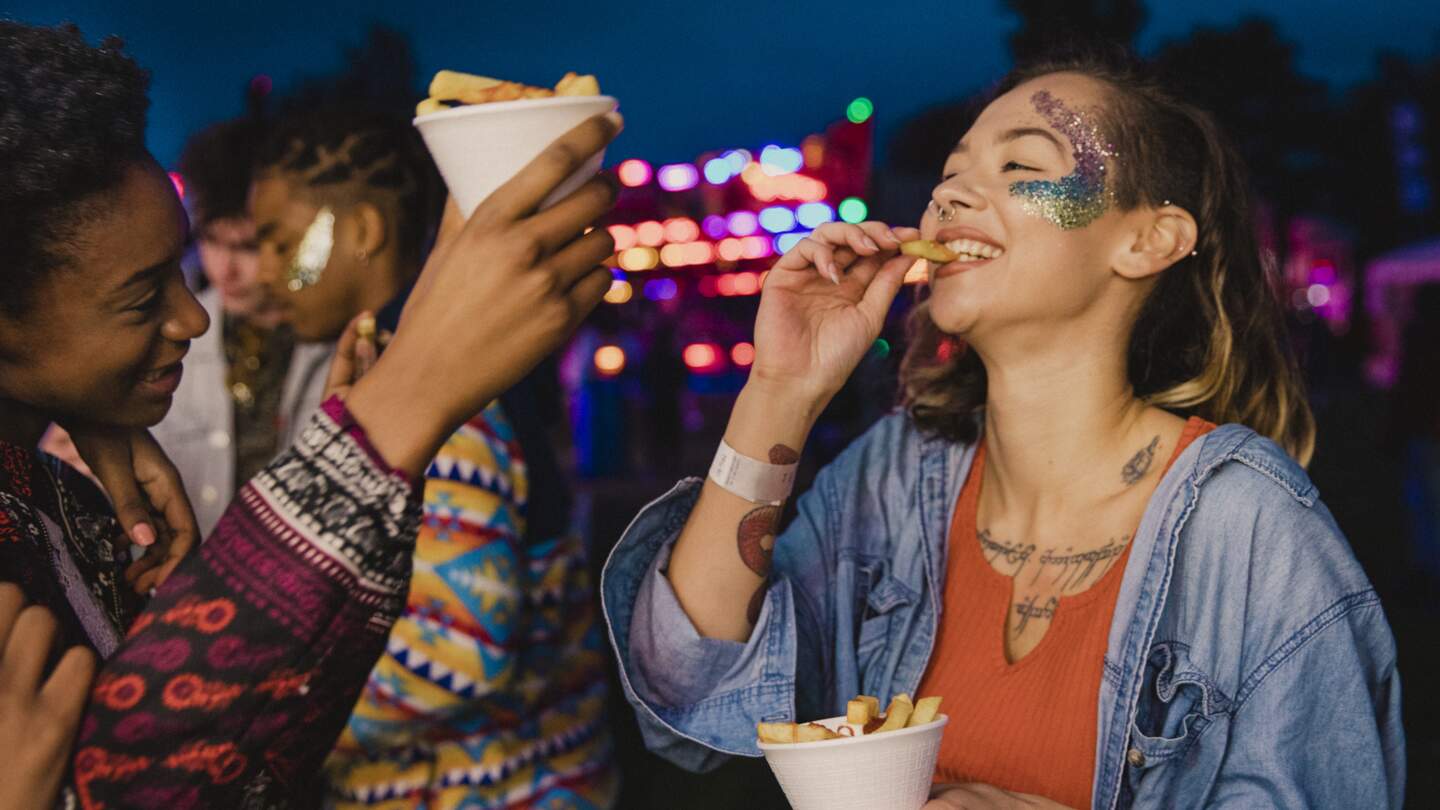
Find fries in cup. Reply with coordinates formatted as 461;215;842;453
416;69;602;116
757;693;942;746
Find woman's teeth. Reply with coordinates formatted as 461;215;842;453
944;239;1004;260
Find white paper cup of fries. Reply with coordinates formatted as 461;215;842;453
758;710;948;810
414;94;618;217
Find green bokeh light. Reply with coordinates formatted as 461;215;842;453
838;197;868;224
846;97;874;124
871;338;891;358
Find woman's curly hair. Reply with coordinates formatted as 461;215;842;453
0;21;151;315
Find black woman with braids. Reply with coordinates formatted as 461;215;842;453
0;21;621;809
251;106;619;809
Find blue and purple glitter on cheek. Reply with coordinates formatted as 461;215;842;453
1008;90;1117;230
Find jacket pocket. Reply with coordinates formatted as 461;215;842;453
1128;641;1230;766
855;572;915;676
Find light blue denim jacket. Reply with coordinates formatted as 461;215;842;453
601;414;1406;809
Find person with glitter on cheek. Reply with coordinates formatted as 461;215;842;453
599;50;1404;810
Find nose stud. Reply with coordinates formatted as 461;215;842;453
934;201;956;223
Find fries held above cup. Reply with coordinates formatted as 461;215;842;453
899;239;959;264
416;70;601;116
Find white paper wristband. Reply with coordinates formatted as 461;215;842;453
708;439;798;505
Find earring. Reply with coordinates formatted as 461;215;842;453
356;248;370;265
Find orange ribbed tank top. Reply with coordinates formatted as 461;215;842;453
918;418;1213;808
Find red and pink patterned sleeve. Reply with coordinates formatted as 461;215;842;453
67;397;423;809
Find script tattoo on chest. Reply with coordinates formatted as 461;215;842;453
1121;435;1161;485
979;529;1131;594
1013;595;1059;637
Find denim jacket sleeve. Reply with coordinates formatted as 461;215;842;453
1125;440;1406;810
1203;598;1404;809
601;466;839;772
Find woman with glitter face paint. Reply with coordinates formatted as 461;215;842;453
601;52;1405;809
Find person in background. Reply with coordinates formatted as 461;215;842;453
250;106;618;809
149;118;332;535
0;21;621;808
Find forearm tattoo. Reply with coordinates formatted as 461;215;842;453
735;444;798;624
980;529;1130;594
737;505;780;577
1121;435;1160;485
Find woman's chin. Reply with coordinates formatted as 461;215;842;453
927;301;983;337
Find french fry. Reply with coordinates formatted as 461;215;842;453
846;698;874;725
858;695;881;718
875;693;914;733
900;240;959;263
757;722;797;744
908;696;942;727
796;722;841;742
429;69;502;101
555;71;601;96
415;97;448;116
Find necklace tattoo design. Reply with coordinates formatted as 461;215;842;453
980;529;1131;594
1013;595;1059;637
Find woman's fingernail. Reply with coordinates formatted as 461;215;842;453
862;236;880;251
133;523;156;547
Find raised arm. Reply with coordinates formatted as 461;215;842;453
66;112;624;809
665;223;917;642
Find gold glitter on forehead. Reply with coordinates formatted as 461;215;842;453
1008;90;1118;230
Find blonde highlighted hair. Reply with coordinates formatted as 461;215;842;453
901;51;1316;465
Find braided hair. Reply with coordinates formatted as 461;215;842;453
256;106;444;264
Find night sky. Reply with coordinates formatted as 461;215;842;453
5;0;1440;168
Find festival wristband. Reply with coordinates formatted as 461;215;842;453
708;439;798;505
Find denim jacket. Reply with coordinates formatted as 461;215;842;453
601;413;1406;809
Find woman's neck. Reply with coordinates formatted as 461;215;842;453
0;397;54;448
978;340;1153;514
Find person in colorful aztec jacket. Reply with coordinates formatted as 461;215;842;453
0;22;623;810
243;106;617;809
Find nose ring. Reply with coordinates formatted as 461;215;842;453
934;201;956;223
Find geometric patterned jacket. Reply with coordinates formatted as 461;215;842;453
0;397;422;809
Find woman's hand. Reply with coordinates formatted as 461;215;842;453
66;426;199;593
0;584;96;810
925;783;1074;809
322;311;382;402
346;112;623;477
750;221;919;407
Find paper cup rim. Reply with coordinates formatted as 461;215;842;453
413;94;618;126
757;714;948;752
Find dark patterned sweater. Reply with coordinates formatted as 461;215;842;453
0;397;422;809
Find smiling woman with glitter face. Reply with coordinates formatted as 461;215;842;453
600;50;1405;810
